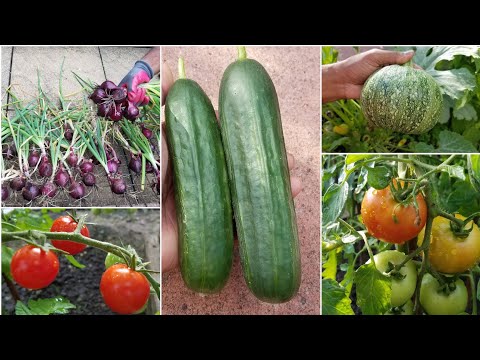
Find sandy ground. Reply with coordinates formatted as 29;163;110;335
162;46;320;315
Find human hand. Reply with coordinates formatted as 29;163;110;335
161;62;302;272
119;60;154;106
322;49;415;103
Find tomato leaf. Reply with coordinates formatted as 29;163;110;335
1;245;14;280
440;164;466;181
15;297;76;315
367;166;391;189
322;182;349;226
468;155;480;193
355;262;392;315
346;154;372;165
1;209;56;232
322;279;354;315
65;255;86;269
322;250;338;280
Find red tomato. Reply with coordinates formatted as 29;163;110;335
50;215;89;255
100;264;150;315
361;182;427;244
10;245;59;290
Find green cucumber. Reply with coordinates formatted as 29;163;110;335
165;58;233;293
219;47;301;303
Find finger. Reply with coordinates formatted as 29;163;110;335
290;176;302;198
162;61;175;105
287;153;295;170
365;49;415;67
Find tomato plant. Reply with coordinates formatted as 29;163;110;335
2;209;160;315
322;154;480;315
100;264;150;314
10;245;59;290
361;182;427;244
50;215;89;255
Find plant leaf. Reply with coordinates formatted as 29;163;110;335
65;255;86;269
322;250;337;280
16;297;76;315
322;182;349;226
453;103;478;121
367;166;391;189
437;130;477;153
1;245;14;280
322;279;354;315
346;154;371;165
354;262;391;315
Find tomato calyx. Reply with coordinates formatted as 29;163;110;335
389;303;409;315
431;273;460;296
443;212;480;239
385;261;407;281
389;180;425;226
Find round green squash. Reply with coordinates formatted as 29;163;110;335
361;64;443;134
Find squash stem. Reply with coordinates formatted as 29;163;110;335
404;59;413;67
178;57;186;79
238;46;247;60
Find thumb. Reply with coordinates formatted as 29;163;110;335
367;49;415;66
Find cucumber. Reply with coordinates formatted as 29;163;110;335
219;47;301;303
165;58;233;293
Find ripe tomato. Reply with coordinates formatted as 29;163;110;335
100;264;150;314
417;214;480;274
419;274;467;315
361;182;427;244
50;215;89;255
385;299;414;315
10;245;59;290
367;250;417;307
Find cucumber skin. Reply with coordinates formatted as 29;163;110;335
165;78;233;293
219;58;301;303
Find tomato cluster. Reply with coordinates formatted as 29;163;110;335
9;215;150;315
360;180;479;315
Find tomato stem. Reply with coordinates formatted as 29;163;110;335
468;271;477;315
1;229;160;299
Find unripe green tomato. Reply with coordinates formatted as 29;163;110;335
367;250;417;307
419;274;468;315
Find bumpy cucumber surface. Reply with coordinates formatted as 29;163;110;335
165;63;233;293
219;50;301;303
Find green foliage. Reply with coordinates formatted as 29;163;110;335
1;208;62;232
322;279;354;315
1;246;14;280
15;297;76;315
354;262;392;315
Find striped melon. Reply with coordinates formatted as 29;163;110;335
361;64;443;134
